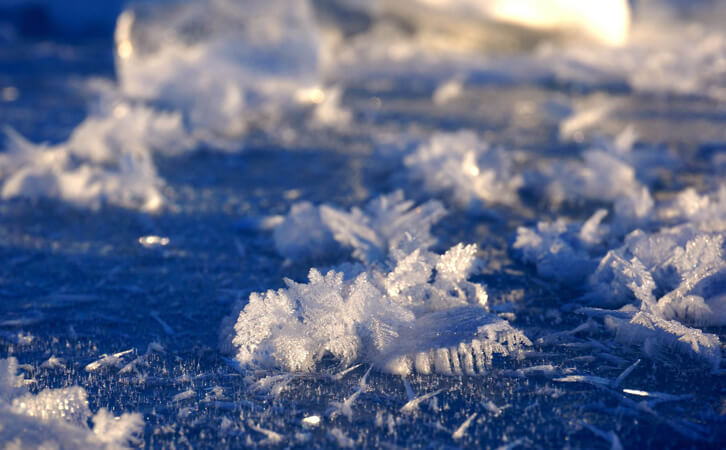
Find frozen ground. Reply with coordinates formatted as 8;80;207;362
1;1;726;448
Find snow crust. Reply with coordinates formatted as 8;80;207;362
0;358;143;449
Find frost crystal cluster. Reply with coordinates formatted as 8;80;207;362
539;130;656;224
0;99;187;210
0;358;143;449
404;131;524;209
234;193;530;375
513;181;726;369
274;191;446;263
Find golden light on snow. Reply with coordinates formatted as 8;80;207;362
113;103;130;118
115;11;135;60
117;41;133;59
403;0;631;46
487;0;630;46
138;235;170;247
296;87;326;104
622;389;650;397
463;151;480;177
302;415;321;426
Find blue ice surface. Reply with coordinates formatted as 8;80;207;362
1;3;726;449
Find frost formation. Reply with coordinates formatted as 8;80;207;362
404;131;524;209
0;358;143;449
235;191;531;375
274;191;446;263
233;243;531;375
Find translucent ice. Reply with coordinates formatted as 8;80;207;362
0;357;143;449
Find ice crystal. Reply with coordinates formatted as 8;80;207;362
0;358;143;449
115;0;322;145
606;312;722;370
274;191;446;264
404;131;524;209
584;197;726;366
0;93;193;212
512;210;608;285
589;227;726;325
232;243;529;375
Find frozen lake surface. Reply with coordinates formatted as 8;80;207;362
1;1;726;448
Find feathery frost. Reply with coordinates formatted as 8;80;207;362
274;191;447;264
0;358;143;449
232;242;530;375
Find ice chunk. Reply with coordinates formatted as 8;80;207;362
231;244;525;375
404;131;524;209
274;191;446;264
0;357;143;449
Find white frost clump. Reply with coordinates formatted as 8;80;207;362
0;122;172;211
274;191;446;264
512;209;608;284
589;226;726;325
584;198;726;369
115;0;323;145
404;131;524;209
658;186;726;232
543;137;653;224
539;21;726;101
605;311;722;371
232;243;530;375
0;358;143;449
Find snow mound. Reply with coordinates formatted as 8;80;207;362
0;358;143;449
274;191;447;264
232;243;528;375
